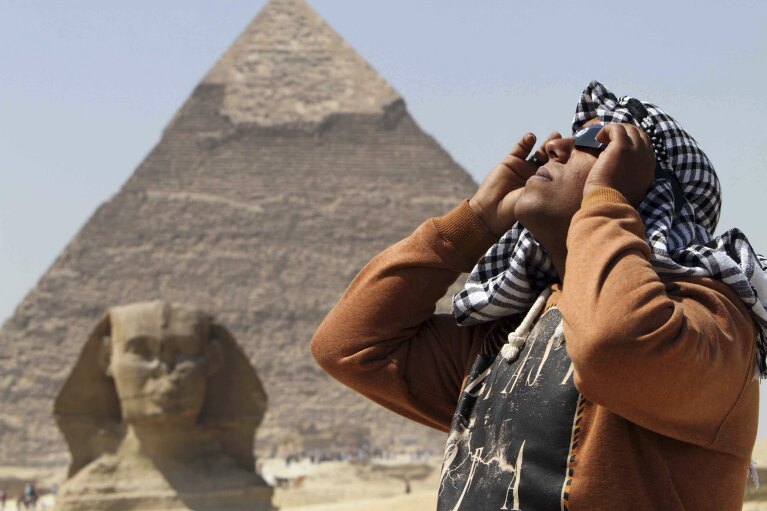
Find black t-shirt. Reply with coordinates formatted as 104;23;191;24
438;307;582;511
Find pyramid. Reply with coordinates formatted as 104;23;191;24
0;0;478;468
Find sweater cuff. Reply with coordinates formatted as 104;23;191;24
581;186;630;209
433;200;498;268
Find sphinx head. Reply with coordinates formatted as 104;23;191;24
55;301;267;476
102;302;222;427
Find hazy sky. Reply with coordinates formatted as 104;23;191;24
2;1;766;433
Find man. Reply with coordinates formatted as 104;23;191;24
311;81;764;509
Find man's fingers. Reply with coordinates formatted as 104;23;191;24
596;123;627;145
585;123;657;205
508;133;537;159
595;123;613;144
597;124;656;158
625;124;651;149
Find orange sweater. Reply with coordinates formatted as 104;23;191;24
311;188;758;510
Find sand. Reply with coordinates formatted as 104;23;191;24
3;456;767;510
263;456;441;510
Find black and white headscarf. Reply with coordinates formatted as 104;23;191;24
453;80;767;377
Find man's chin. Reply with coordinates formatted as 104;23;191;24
514;189;548;226
514;190;571;243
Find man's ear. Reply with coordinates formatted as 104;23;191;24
100;336;113;378
206;339;223;377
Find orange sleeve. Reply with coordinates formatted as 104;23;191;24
311;201;498;432
560;186;757;447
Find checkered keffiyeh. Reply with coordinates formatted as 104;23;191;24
452;80;767;377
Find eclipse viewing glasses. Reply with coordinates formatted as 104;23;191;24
527;123;605;166
572;124;605;150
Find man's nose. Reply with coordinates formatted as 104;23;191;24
544;137;574;163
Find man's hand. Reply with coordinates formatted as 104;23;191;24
583;124;656;206
470;132;561;237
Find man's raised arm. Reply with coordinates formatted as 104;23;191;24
311;132;554;430
310;200;496;431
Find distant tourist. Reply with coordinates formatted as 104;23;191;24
23;483;37;510
312;81;763;509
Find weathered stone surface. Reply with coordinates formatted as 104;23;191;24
53;301;274;511
203;0;401;127
0;0;477;469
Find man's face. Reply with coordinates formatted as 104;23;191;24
106;302;215;426
514;119;603;235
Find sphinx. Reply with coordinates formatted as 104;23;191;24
53;301;274;511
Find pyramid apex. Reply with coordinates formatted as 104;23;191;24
202;0;402;127
265;0;309;6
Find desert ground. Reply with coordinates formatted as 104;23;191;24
4;444;767;510
265;455;441;511
0;456;441;511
